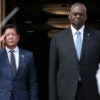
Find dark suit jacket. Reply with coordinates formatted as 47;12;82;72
0;47;38;100
49;26;100;100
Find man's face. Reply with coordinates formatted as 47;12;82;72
4;28;20;49
68;5;87;29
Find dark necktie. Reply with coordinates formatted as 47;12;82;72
10;50;16;77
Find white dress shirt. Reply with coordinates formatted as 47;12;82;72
71;25;85;47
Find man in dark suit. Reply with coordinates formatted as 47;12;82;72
49;3;100;100
0;24;38;100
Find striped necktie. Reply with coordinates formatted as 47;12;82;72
10;50;16;77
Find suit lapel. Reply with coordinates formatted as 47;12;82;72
80;26;91;61
65;26;91;62
15;49;25;78
64;28;79;61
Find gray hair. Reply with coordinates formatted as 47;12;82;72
70;3;87;12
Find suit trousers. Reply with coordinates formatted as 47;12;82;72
10;94;15;100
75;82;100;100
75;81;84;100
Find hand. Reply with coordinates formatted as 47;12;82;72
0;34;5;43
96;63;100;95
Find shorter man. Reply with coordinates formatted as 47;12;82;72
0;24;38;100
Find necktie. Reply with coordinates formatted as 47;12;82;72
10;50;16;77
75;31;82;60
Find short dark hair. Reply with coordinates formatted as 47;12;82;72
1;24;19;35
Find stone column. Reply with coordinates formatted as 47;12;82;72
0;0;6;48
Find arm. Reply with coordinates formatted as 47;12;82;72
28;53;38;100
49;37;58;100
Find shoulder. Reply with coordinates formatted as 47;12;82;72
86;25;100;33
51;27;71;39
0;48;6;56
19;47;34;55
0;47;5;52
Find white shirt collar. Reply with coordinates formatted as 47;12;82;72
5;46;19;53
71;25;85;36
